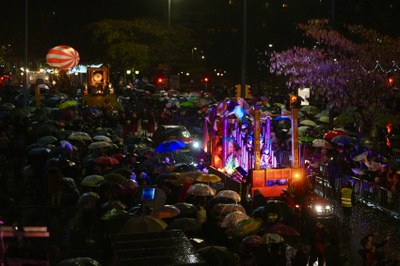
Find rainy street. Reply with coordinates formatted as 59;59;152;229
313;182;400;266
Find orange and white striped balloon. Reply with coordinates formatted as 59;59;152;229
46;45;80;69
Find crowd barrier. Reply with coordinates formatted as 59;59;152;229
317;164;400;217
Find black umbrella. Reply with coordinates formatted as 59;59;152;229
252;200;294;224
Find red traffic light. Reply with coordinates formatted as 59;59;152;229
387;76;395;87
203;77;209;83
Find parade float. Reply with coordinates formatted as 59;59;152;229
203;96;306;199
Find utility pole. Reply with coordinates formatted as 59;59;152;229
24;0;29;105
240;0;247;98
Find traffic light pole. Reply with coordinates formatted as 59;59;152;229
291;108;300;168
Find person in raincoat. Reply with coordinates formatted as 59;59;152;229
340;181;355;230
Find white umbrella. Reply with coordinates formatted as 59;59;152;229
88;141;112;150
93;135;112;142
187;183;216;197
312;139;334;149
215;190;241;203
300;119;317;127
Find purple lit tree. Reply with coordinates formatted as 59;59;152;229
269;19;400;140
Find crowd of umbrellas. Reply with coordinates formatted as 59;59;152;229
0;86;398;265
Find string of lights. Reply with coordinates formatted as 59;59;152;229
360;61;400;73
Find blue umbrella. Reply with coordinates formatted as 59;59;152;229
155;139;186;153
274;116;291;122
331;135;354;145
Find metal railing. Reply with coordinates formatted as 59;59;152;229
316;165;400;218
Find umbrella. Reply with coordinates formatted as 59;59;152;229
57;257;101;266
93;135;112;142
186;183;216;197
352;168;366;176
331;134;354;145
323;129;347;141
297;126;312;137
37;135;58;145
299;136;315;142
274;116;291;122
213;203;246;216
234;217;263;238
155;139;186;153
313;124;330;135
167;218;199;232
103;173;126;185
78;192;100;211
69;131;92;141
28;147;52;156
151;204;181;218
318;115;330;123
353;151;369;161
263;222;300;236
94;156;120;166
100;208;129;220
59;140;73;151
198;246;240;266
314;109;330;118
221;211;250;228
81;175;104;187
173;202;197;215
101;200;128;211
58;100;78;110
113;168;135;179
0;102;15;111
195;173;222;183
300;119;317;127
242;235;265;248
88;141;112;150
118;215;167;234
252;200;293;224
215;190;241;203
333;111;357;128
300;105;320;115
312;139;334;149
180;101;194;107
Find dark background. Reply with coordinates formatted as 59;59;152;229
2;0;400;82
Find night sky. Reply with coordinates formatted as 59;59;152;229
2;0;400;76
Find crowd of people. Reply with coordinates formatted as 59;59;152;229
0;84;399;265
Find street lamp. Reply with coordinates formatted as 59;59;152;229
191;47;197;61
24;0;29;104
240;0;247;98
167;0;172;89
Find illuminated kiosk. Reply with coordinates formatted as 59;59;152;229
82;65;117;108
204;97;305;199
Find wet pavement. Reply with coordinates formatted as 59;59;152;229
314;184;400;265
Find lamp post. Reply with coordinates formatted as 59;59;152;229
240;0;247;99
24;0;29;105
167;0;172;90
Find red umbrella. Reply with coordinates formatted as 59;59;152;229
323;129;348;141
94;156;119;166
263;222;300;236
